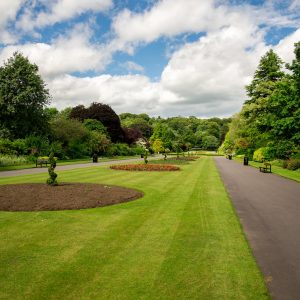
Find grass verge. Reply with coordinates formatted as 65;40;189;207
0;157;269;299
0;156;142;172
234;157;300;182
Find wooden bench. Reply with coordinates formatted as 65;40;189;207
36;158;49;167
259;162;271;173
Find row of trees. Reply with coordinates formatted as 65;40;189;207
0;52;230;161
219;42;300;162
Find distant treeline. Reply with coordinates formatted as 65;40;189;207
0;52;230;161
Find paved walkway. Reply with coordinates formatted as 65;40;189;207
214;157;300;300
0;157;150;178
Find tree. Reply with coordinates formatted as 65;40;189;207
152;139;164;153
202;135;219;150
83;119;107;134
70;102;124;142
246;49;284;103
286;41;300;94
0;52;50;138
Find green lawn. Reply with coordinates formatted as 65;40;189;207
234;158;300;182
0;157;269;299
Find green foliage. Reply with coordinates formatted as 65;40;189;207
0;52;50;138
88;131;111;155
220;44;300;160
253;147;274;162
70;102;124;142
0;155;30;166
286;159;300;170
46;153;58;186
152;138;164;153
202;135;219;150
24;135;49;157
83;119;107;134
120;113;153;138
144;149;148;164
106;143;139;157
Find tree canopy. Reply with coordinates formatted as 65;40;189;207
220;43;300;160
0;52;50;138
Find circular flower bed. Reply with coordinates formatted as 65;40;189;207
0;183;143;212
110;164;180;171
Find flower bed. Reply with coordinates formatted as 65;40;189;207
169;156;199;161
110;164;180;171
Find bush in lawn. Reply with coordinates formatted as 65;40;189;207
46;153;58;186
253;147;273;162
0;139;14;154
273;140;295;159
0;154;30;166
66;140;89;159
286;159;300;170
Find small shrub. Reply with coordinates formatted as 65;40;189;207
46;153;58;186
253;148;264;162
282;160;288;169
286;159;300;170
0;155;30;166
253;147;273;162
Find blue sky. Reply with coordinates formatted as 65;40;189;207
0;0;300;117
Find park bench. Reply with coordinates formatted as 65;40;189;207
259;162;271;173
36;158;49;167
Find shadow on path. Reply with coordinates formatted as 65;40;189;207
214;157;300;300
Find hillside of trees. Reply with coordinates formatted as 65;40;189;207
0;52;230;164
219;42;300;169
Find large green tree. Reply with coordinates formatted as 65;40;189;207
0;52;50;138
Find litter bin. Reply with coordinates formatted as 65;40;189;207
92;153;98;163
243;156;249;166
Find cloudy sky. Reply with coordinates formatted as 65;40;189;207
0;0;300;117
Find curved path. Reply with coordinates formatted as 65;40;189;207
214;157;300;300
0;157;156;178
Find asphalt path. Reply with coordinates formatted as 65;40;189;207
214;157;300;300
0;157;155;178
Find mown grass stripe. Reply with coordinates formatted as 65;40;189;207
0;157;269;299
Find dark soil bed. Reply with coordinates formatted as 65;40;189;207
0;183;143;212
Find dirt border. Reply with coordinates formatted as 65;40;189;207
0;183;144;212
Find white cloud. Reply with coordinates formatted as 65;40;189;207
289;0;300;9
0;0;24;43
122;61;144;73
110;0;299;53
0;24;112;78
275;28;300;63
48;74;160;113
16;0;112;32
1;0;299;118
159;23;268;115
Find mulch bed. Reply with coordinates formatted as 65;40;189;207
0;183;143;212
110;164;180;171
